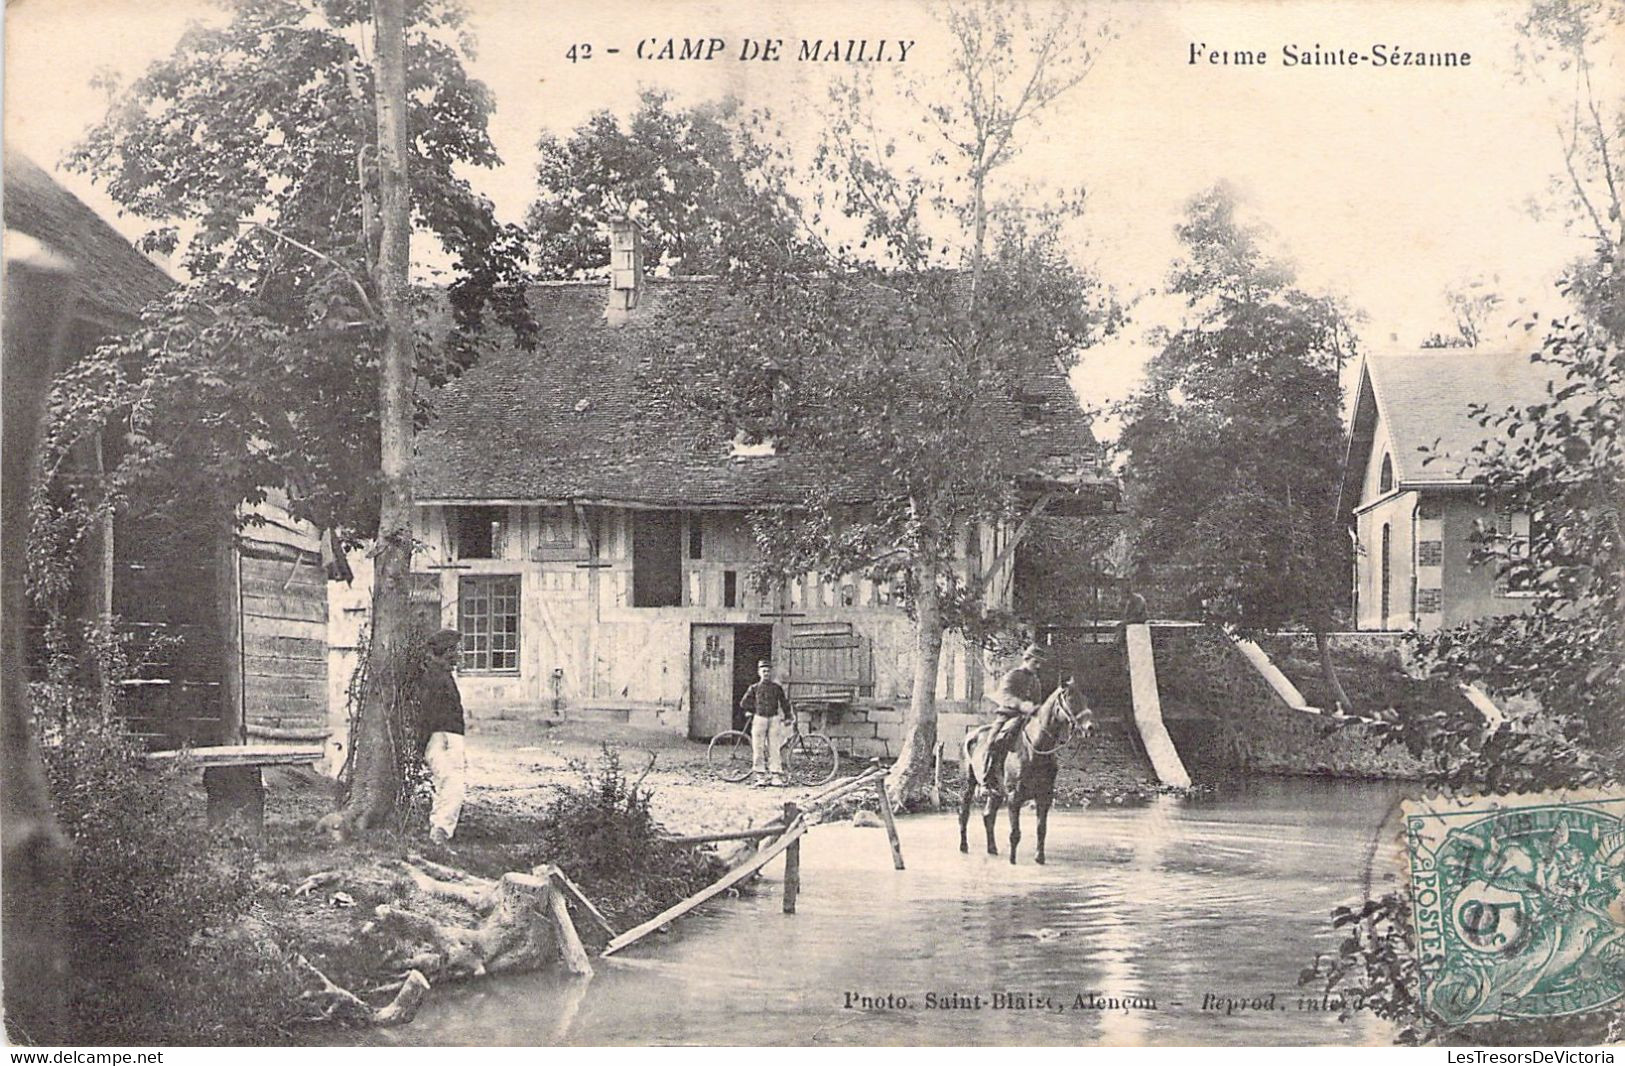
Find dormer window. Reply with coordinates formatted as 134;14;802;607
1379;454;1394;494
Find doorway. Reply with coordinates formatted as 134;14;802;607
688;623;774;740
731;624;774;730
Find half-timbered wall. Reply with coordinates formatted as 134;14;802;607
328;503;1016;738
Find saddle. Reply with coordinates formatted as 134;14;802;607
964;715;1026;789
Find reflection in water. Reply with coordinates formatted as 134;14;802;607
369;779;1407;1047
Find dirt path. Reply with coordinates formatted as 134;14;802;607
464;717;874;837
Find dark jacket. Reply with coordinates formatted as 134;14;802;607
420;663;465;737
739;679;793;719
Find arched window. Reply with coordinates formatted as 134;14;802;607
1379;454;1394;494
1380;523;1393;629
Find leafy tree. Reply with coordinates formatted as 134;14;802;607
55;0;533;831
1116;183;1357;705
1420;277;1505;348
1304;0;1623;1043
526;90;806;278
656;222;1115;807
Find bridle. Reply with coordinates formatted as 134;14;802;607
1022;681;1089;758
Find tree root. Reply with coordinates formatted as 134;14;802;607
397;858;496;912
375;871;574;978
296;954;430;1028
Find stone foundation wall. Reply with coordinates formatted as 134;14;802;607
1153;626;1424;780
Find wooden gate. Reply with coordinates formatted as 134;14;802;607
689;624;734;740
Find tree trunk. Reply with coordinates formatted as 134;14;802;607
889;562;944;808
1315;628;1355;716
329;0;417;834
2;245;76;1043
215;516;244;744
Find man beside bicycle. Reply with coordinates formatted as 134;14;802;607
740;658;795;787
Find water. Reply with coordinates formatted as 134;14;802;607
372;779;1409;1046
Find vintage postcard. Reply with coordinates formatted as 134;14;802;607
3;0;1621;1052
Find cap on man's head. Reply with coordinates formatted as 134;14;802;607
428;629;462;655
757;659;773;669
1021;643;1050;661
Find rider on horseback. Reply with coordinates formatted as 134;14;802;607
977;643;1048;793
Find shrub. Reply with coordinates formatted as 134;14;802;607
37;703;302;1044
528;744;723;928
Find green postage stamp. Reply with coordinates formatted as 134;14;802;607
1406;791;1625;1025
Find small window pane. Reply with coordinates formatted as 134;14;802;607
458;575;520;671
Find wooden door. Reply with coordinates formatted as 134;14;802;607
689;624;734;740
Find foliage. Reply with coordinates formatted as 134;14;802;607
527;745;722;928
337;619;438;829
1402;299;1624;783
50;0;534;544
34;702;303;1044
625;4;1116;800
1420;277;1504;349
1309;2;1623;1043
1116;183;1355;634
527;90;809;278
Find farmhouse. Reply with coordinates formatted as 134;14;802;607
4;149;330;752
1337;349;1552;632
330;230;1114;755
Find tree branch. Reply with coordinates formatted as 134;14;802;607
237;220;378;321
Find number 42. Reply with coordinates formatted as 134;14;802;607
566;43;593;62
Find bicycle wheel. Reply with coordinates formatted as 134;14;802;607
707;730;755;783
782;733;839;787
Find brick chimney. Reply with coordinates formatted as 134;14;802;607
606;216;642;325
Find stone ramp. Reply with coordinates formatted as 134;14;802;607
1124;624;1192;788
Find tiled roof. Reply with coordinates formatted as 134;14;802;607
413;278;1106;508
3;150;173;324
1337;349;1556;517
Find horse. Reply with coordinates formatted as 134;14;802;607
958;677;1091;865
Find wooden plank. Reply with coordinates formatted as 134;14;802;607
243;633;325;658
602;819;807;957
240;615;324;642
539;865;617;938
144;744;324;768
243;653;325;678
244;723;329;741
658;823;788;845
239;572;326;596
240;591;326;623
874;778;905;870
245;673;327;696
546;879;594;977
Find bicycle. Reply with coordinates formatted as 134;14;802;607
707;711;840;787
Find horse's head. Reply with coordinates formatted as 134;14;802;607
1042;674;1094;741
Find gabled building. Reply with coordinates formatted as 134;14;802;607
4;150;329;750
1337;350;1552;632
332;235;1114;750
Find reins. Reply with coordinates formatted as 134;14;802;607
1022;686;1082;758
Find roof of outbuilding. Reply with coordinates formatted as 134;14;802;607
1337;349;1557;518
3;150;173;324
413;278;1108;509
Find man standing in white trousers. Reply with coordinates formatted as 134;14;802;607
421;629;467;845
739;659;794;787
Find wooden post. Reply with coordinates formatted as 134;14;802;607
604;819;806;957
781;802;800;914
546;880;593;977
873;777;905;870
931;740;944;810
